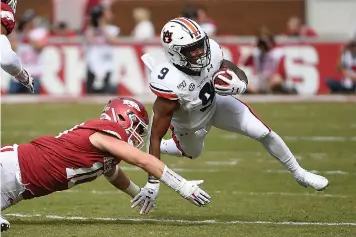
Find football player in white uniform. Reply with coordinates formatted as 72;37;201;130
132;17;328;214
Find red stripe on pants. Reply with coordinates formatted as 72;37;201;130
169;125;192;158
0;146;14;152
235;98;272;132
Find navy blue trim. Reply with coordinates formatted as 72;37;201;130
149;84;173;93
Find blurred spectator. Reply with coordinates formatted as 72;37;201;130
258;25;272;38
51;22;77;38
242;35;296;94
85;0;116;15
83;0;117;31
181;7;198;21
284;16;318;38
131;8;155;40
9;10;48;94
84;5;119;94
197;7;217;36
326;39;356;94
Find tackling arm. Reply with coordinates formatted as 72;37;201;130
90;132;166;177
104;165;140;198
89;132;211;208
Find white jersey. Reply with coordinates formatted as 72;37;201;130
146;39;224;130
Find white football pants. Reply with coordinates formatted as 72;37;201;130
0;145;24;211
162;95;271;159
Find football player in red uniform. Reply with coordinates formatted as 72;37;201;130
0;97;211;232
1;0;34;92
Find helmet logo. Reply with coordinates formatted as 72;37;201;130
123;100;141;112
162;30;173;44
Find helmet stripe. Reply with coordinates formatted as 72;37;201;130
185;18;201;34
170;20;192;37
174;18;200;38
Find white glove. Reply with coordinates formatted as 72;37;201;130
15;69;34;93
214;69;247;95
159;166;211;207
177;180;211;207
131;181;160;215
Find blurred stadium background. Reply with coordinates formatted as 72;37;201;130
1;1;356;236
1;0;356;98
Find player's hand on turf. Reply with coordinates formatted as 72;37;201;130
131;181;160;214
178;180;211;207
214;69;246;95
15;69;34;93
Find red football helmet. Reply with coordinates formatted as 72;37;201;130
100;97;149;149
1;0;17;13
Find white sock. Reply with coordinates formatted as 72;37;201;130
260;131;303;175
160;139;183;157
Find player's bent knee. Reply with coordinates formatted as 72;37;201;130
256;130;272;142
184;146;204;159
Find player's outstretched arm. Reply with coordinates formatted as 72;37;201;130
104;165;141;198
90;132;211;208
0;30;34;93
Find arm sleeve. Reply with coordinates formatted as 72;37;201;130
0;34;23;77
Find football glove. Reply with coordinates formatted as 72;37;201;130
15;69;34;93
131;181;160;215
177;180;211;207
214;69;246;95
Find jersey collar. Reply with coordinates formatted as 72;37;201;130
174;64;201;76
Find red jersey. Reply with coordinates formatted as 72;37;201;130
17;119;128;199
1;2;15;35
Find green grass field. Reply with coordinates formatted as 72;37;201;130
1;102;356;237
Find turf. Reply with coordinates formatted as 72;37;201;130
1;102;356;237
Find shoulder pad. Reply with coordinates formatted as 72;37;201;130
81;120;128;141
149;63;181;100
209;39;224;69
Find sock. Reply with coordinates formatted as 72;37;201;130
260;131;303;175
160;139;183;157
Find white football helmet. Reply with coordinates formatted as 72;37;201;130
160;17;211;72
1;0;17;13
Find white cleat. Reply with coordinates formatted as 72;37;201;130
294;169;329;191
0;215;10;232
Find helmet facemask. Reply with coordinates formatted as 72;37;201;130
101;104;148;149
2;0;17;13
175;35;211;72
125;112;148;149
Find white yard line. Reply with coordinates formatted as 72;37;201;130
222;134;356;142
205;160;238;166
5;213;356;227
120;166;218;172
231;191;348;198
61;190;350;199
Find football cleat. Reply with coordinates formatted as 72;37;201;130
0;215;10;232
294;169;329;191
